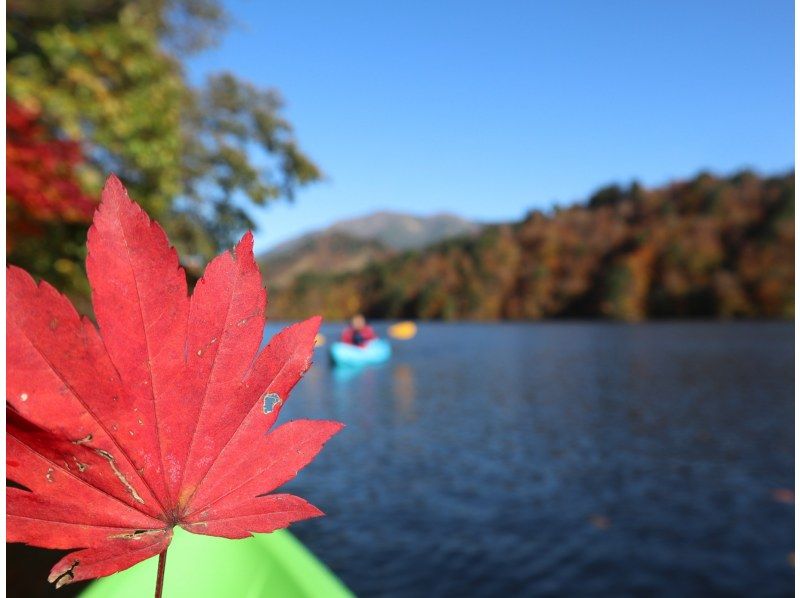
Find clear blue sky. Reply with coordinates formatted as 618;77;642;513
186;0;794;253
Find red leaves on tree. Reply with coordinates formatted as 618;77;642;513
7;176;343;587
6;100;96;225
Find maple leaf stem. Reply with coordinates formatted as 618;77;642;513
154;547;168;598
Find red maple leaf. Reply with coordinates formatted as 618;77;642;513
6;175;343;588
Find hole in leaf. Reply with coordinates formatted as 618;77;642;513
262;393;282;414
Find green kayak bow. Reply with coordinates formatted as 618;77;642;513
80;526;353;598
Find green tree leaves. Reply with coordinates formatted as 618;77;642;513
7;0;321;301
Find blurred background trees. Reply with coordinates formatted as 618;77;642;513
267;171;794;321
7;0;321;308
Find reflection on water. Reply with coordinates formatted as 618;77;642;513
331;364;371;384
392;364;416;421
262;322;794;597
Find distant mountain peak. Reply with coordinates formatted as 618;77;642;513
259;210;482;289
326;211;482;250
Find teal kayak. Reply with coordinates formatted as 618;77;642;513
80;526;353;598
329;339;392;366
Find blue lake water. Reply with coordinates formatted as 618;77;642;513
270;322;794;597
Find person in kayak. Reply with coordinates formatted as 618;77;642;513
341;314;377;347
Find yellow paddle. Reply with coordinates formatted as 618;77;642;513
388;321;417;340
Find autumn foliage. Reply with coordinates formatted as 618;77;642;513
7;177;341;587
6;100;96;233
268;171;794;321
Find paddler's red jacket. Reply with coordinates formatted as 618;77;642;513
341;325;377;347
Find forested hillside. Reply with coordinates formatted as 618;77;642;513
268;171;794;320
